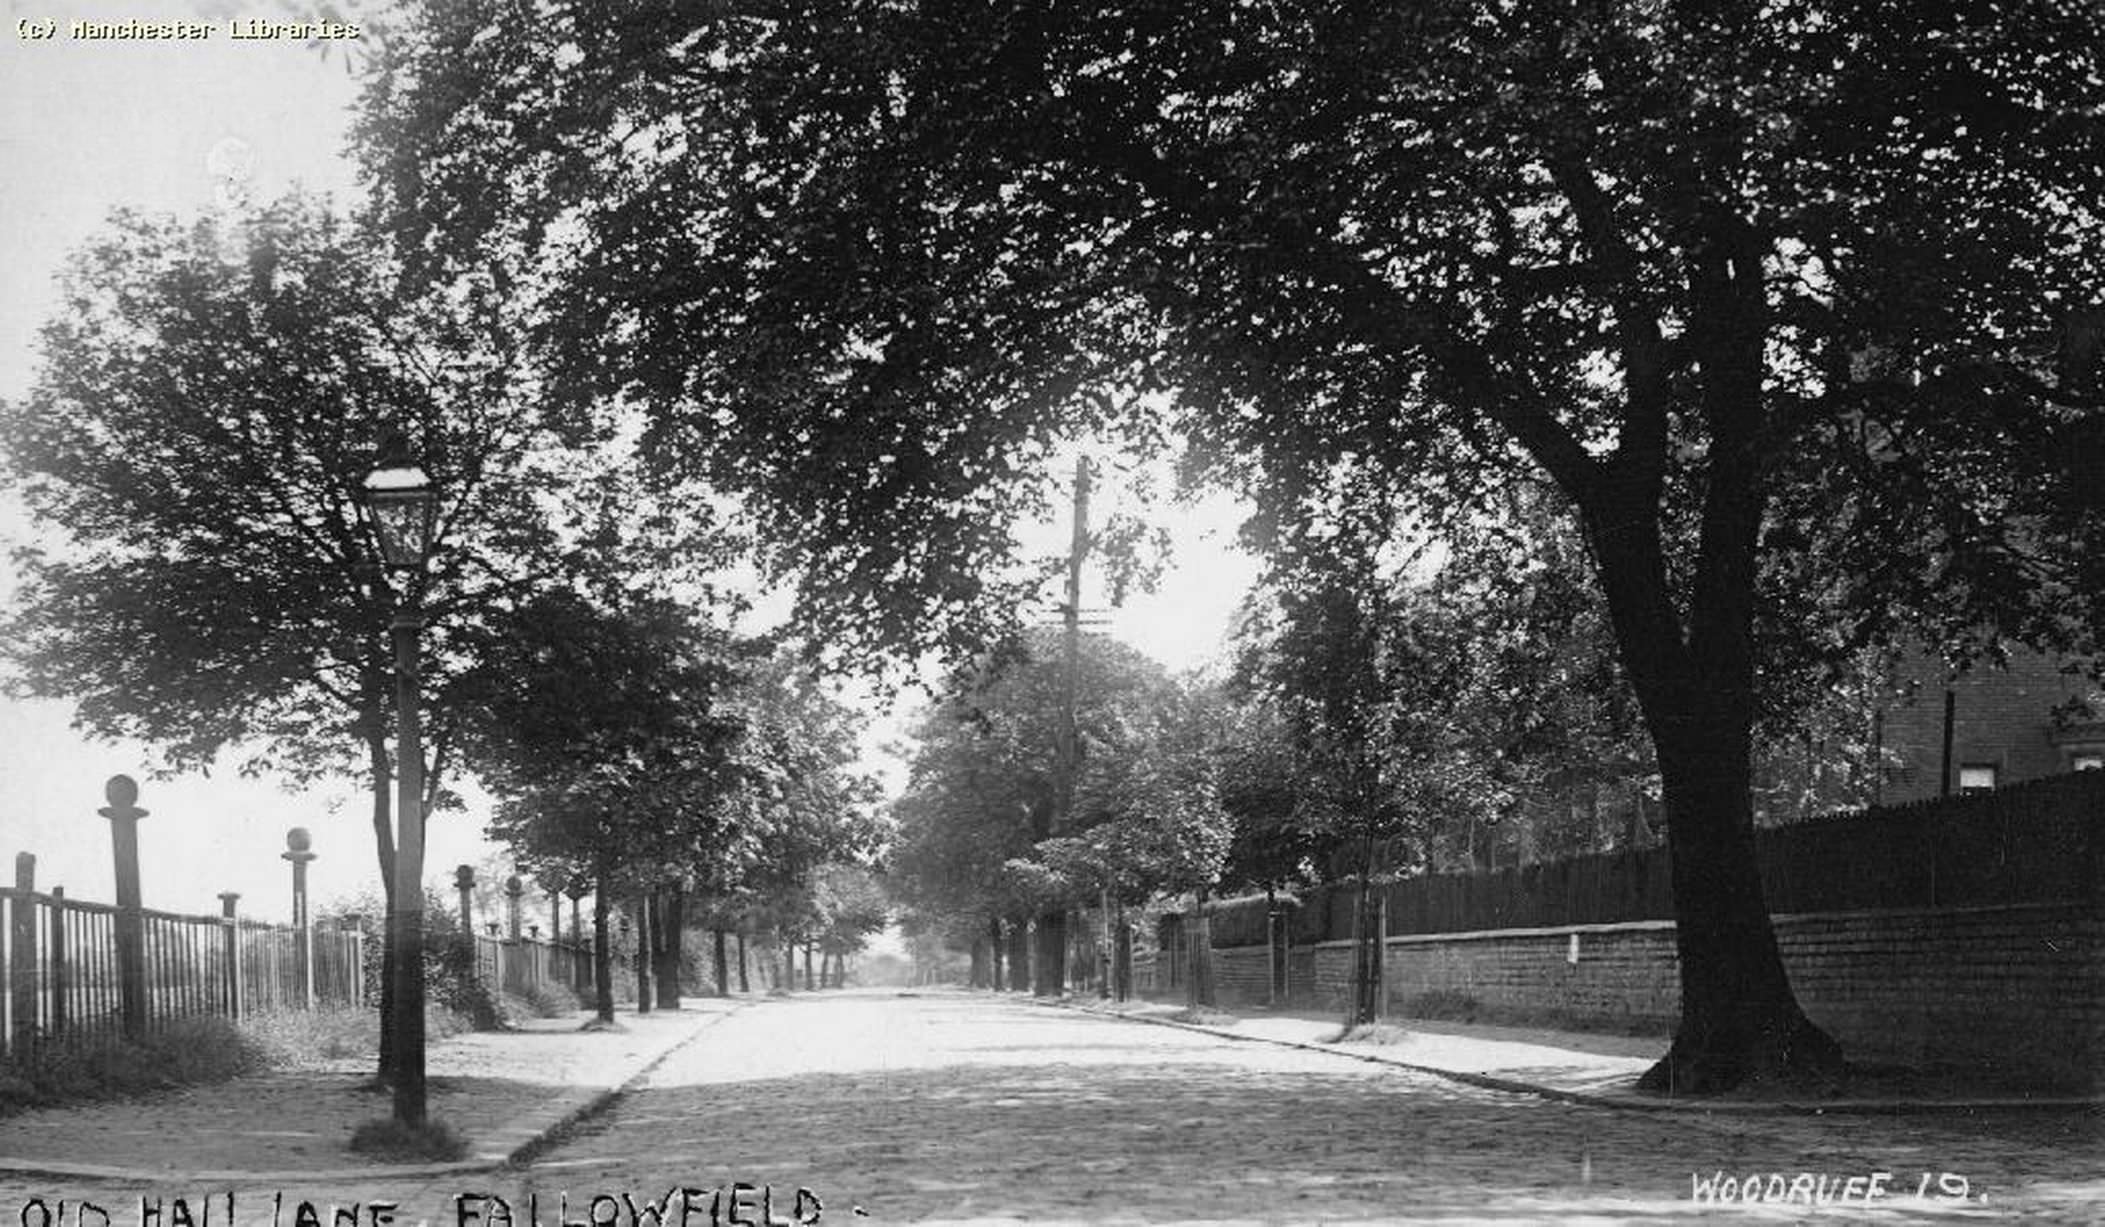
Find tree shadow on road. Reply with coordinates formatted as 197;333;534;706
528;1051;2096;1223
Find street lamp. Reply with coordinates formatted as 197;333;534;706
364;434;439;573
363;430;436;1128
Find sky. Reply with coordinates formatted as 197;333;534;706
0;2;1263;922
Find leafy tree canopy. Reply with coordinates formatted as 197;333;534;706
473;589;752;891
364;1;2104;664
889;628;1230;926
0;195;699;796
362;0;2105;1089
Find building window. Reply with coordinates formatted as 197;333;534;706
1958;764;1999;794
2073;754;2104;773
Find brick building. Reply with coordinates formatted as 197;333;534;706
1876;645;2105;805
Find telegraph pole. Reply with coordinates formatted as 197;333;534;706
1038;455;1090;996
1060;455;1089;823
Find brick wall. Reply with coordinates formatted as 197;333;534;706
1278;900;2101;1088
1302;923;1682;1025
1347;920;1681;1031
1768;902;2103;1084
1204;944;1321;1007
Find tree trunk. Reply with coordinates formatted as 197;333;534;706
987;917;1005;991
1032;909;1065;996
781;939;795;993
653;884;684;1008
1580;440;1842;1093
736;929;749;993
591;862;614;1024
803;941;815;991
1113;900;1132;1002
1637;721;1842;1093
1006;918;1031;992
1070;912;1092;994
1103;892;1119;997
968;937;989;988
632;896;654;1013
1186;891;1216;1010
1348;878;1386;1026
712;927;729;997
1265;885;1279;1007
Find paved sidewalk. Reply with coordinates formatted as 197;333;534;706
1046;996;2105;1114
0;998;747;1183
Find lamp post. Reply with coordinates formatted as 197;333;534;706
363;431;437;1128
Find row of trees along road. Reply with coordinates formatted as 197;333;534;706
887;482;1872;1021
471;596;884;1018
887;629;1231;999
364;0;2105;1091
0;198;880;1075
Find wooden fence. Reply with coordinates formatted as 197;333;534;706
2;858;363;1058
1194;767;2105;946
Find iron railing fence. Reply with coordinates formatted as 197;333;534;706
2;883;364;1058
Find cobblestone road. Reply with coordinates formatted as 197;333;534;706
4;992;2098;1223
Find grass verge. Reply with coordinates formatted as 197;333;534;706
0;1015;269;1113
349;1115;468;1162
0;1002;490;1116
1396;990;1673;1039
1331;1021;1415;1045
494;979;584;1026
242;1006;380;1068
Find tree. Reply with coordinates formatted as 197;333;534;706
363;2;2105;1090
1386;493;1657;867
470;591;753;1017
1211;694;1329;893
885;722;1042;987
705;652;887;991
810;864;890;986
1236;522;1498;1023
1421;489;1898;848
886;629;1230;997
0;194;621;1078
1205;689;1335;1004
